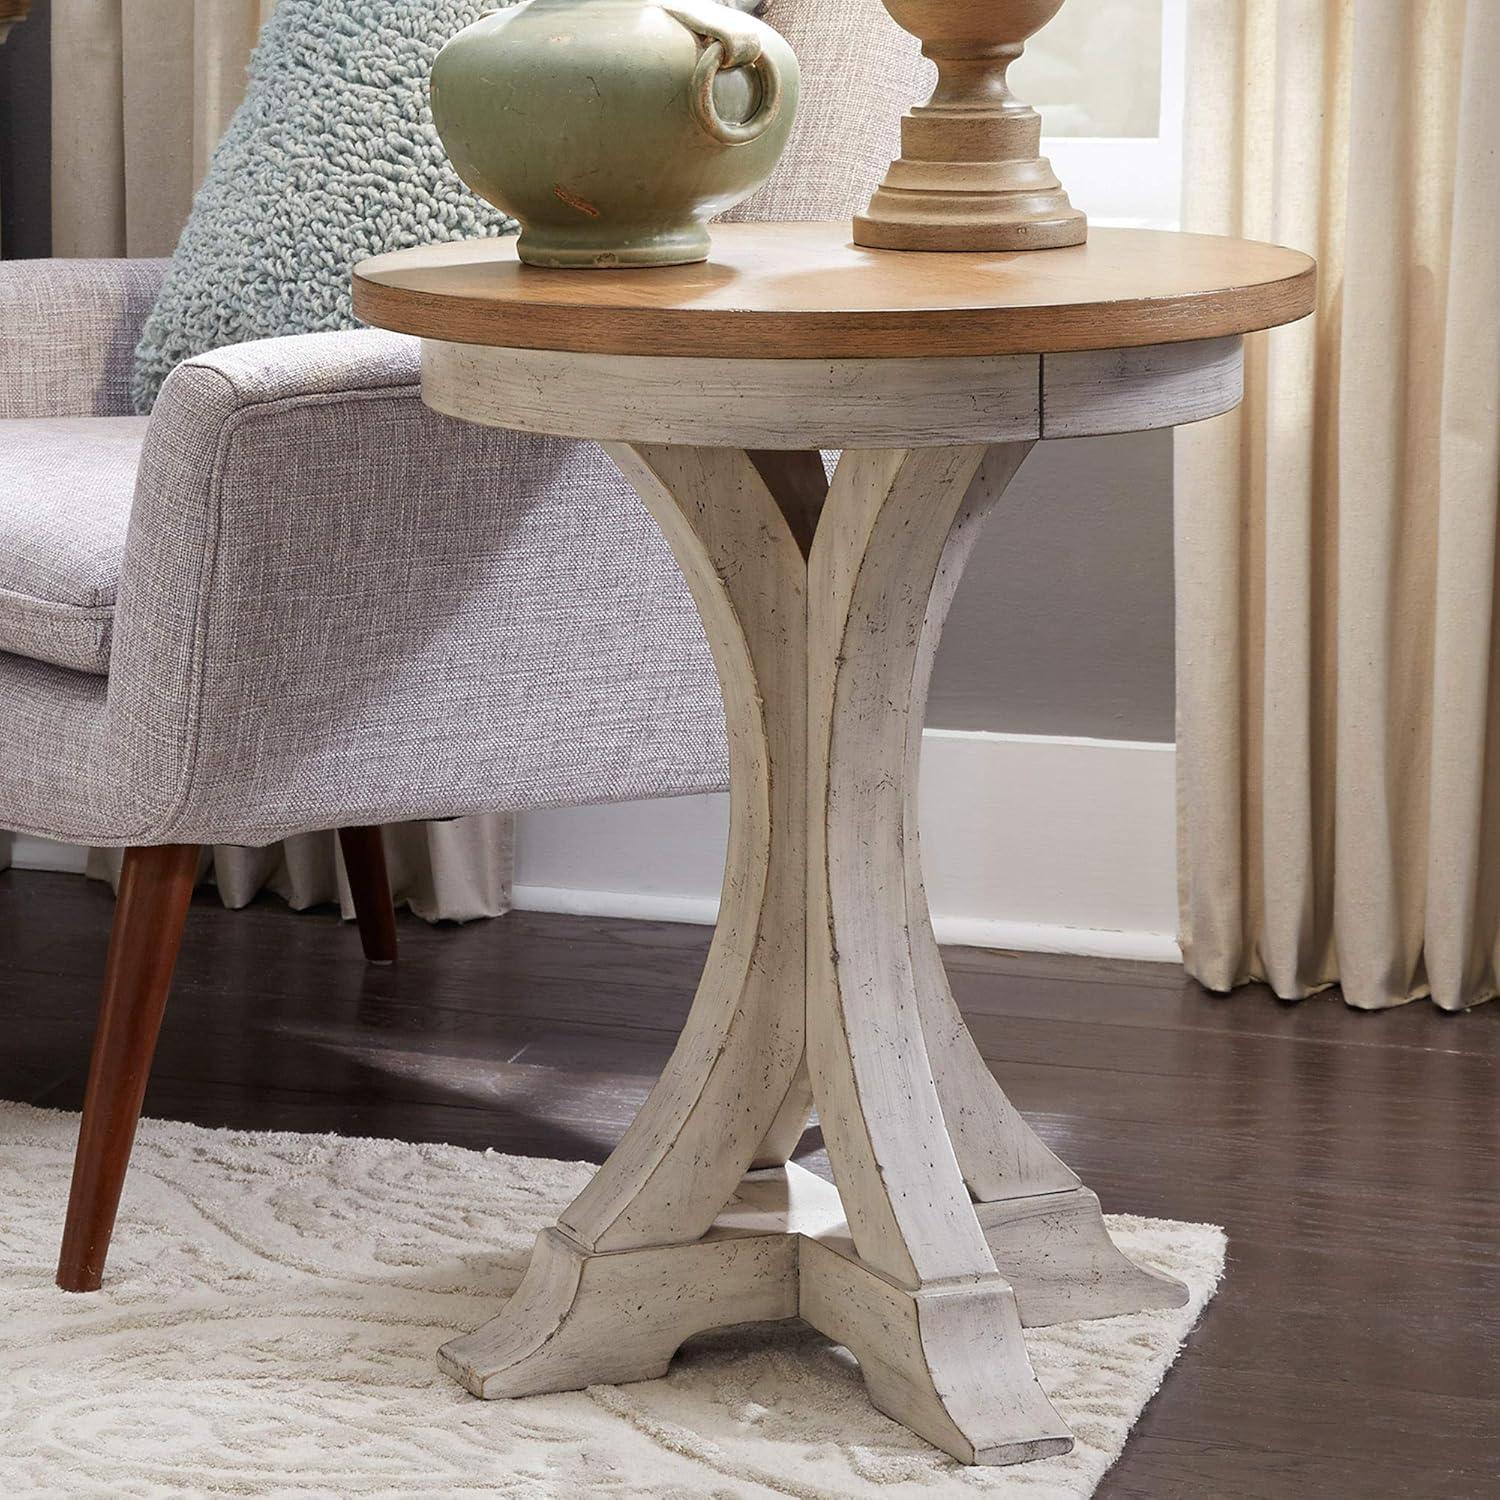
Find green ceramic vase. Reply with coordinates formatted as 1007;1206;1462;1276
430;0;800;268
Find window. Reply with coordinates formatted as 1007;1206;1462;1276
1012;0;1186;229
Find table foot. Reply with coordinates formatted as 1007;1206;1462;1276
800;1236;1073;1465
978;1186;1191;1326
441;1164;845;1399
444;1164;1079;1467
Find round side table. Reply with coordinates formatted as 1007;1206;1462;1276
354;223;1315;1467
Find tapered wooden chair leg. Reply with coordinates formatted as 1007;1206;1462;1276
338;825;398;963
56;843;200;1293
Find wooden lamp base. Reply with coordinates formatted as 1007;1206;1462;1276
854;0;1086;253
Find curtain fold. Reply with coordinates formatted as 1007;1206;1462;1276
85;818;513;924
51;0;276;257
47;0;513;925
1176;0;1500;1010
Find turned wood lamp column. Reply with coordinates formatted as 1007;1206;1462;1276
855;0;1086;251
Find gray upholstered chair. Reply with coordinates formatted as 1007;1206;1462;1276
0;7;921;1291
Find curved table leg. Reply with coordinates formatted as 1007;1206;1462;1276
750;1057;816;1169
905;444;1080;1207
742;449;827;1172
442;444;813;1396
441;440;1182;1462
799;445;1068;1463
903;446;1189;1326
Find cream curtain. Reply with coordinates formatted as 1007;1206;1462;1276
85;818;514;925
51;0;276;257
47;0;513;923
1176;0;1500;1010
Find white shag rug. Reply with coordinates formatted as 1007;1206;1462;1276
0;1103;1224;1499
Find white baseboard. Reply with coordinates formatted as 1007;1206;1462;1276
5;833;90;874
4;732;1182;963
927;916;1180;964
510;885;722;927
514;730;1180;962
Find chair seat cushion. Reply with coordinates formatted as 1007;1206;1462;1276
0;416;148;674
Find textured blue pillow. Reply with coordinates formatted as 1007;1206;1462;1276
131;0;517;411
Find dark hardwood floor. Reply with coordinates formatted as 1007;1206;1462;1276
3;868;1497;1498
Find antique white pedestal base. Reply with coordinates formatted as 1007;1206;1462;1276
353;219;1316;1467
426;398;1222;1464
441;1159;1185;1464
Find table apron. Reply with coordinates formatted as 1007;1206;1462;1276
419;336;1244;449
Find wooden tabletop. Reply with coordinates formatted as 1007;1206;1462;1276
354;222;1314;360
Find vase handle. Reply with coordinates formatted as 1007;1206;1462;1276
663;2;786;146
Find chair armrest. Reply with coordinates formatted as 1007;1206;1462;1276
104;328;725;844
158;321;426;406
0;258;170;418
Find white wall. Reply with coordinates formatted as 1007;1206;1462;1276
514;730;1180;961
928;431;1176;741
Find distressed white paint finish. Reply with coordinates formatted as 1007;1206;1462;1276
441;1163;845;1400
422;340;1042;449
902;445;1081;1204
431;350;1201;1466
893;452;1187;1315
423;338;1240;449
1041;335;1243;437
977;1186;1190;1327
799;1235;1071;1466
557;445;808;1253
807;446;1013;1287
440;1223;801;1398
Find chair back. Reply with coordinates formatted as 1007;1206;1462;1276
725;0;926;223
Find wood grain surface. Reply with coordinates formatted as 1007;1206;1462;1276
353;223;1315;359
54;844;199;1292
